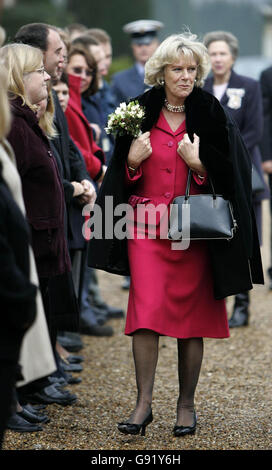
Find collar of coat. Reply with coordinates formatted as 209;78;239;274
204;68;251;90
136;85;227;140
115;86;231;190
10;95;50;146
115;85;229;166
134;86;253;247
10;95;39;128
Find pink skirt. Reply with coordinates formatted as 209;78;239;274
125;236;229;339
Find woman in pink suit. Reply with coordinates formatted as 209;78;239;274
120;34;228;438
88;32;263;436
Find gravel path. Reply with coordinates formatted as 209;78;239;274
2;203;272;451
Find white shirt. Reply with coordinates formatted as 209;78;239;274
213;83;228;102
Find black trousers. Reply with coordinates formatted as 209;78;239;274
0;361;18;449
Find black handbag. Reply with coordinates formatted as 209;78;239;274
252;165;266;194
168;169;237;241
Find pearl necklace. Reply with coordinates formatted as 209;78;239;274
164;99;185;113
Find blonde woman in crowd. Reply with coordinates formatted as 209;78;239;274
0;59;56;440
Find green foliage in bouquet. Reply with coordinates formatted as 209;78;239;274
105;101;145;138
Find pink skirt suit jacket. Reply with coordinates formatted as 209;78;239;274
124;111;229;339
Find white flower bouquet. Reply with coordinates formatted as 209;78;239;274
105;100;145;138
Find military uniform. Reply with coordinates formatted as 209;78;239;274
111;20;164;105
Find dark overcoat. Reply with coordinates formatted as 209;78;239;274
259;65;272;161
82;92;115;164
0;174;37;361
87;86;264;299
51;90;91;204
51;91;91;251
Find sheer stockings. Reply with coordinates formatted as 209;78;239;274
126;331;203;428
176;337;203;426
128;329;159;425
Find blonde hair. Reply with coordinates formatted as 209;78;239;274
145;32;211;88
0;64;11;140
0;43;43;111
38;85;58;139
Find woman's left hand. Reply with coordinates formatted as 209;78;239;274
178;133;205;176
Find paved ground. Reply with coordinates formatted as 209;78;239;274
2;202;272;451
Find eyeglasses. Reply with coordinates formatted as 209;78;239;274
71;67;94;77
35;66;46;75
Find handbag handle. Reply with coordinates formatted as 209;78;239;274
185;169;216;200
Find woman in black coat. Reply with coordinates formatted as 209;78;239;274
203;30;269;327
88;69;263;300
0;68;36;446
0;172;37;445
87;32;263;435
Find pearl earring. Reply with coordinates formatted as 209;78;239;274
159;78;165;86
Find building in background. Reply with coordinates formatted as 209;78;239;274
2;0;272;78
150;0;272;78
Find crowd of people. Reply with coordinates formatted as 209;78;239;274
0;17;270;444
0;20;125;445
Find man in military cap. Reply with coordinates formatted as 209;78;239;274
111;19;164;104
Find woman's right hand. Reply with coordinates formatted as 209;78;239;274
71;181;85;197
127;131;152;170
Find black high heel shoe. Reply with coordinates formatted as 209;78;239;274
117;410;153;436
173;410;197;437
